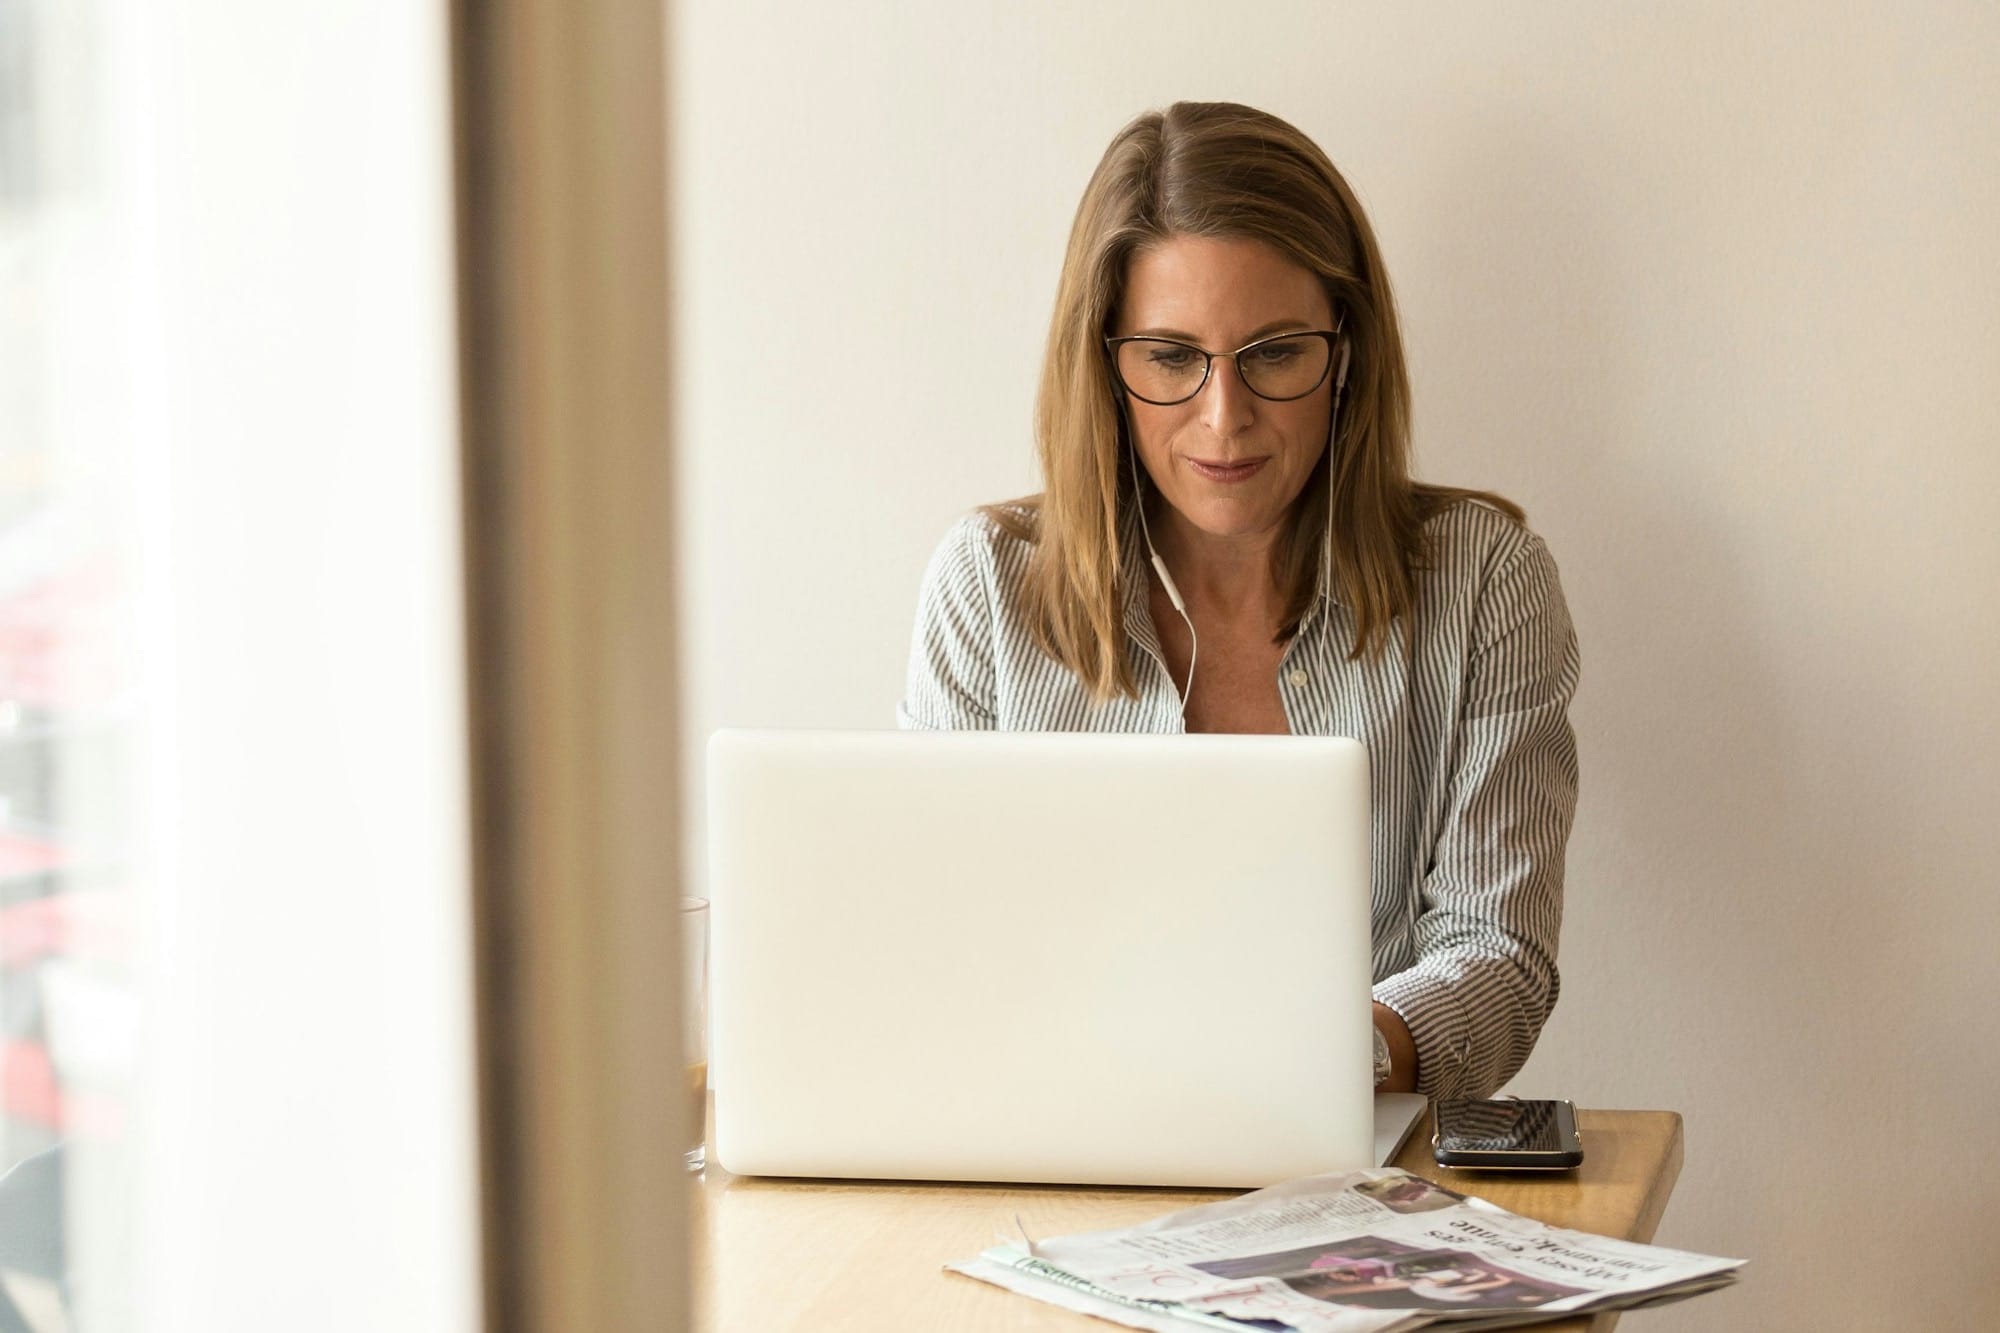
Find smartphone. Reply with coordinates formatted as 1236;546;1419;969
1432;1098;1583;1170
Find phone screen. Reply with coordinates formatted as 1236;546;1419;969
1435;1099;1575;1154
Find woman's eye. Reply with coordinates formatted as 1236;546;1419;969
1250;341;1307;365
1146;347;1199;369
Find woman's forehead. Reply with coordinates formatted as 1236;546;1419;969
1118;234;1331;340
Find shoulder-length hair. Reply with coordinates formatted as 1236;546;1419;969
988;100;1522;701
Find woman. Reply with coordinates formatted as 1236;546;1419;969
898;101;1579;1102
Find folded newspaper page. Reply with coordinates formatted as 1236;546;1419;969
948;1168;1742;1332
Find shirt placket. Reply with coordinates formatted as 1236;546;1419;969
1276;595;1341;736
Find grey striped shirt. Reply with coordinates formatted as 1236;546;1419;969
898;499;1581;1101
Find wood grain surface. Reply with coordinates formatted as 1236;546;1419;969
692;1108;1683;1332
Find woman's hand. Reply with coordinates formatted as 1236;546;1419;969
1372;1002;1418;1094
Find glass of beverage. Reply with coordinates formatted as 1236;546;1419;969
682;896;709;1172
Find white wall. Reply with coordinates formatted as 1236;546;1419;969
670;5;2000;1328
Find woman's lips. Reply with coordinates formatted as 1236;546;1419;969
1185;456;1269;483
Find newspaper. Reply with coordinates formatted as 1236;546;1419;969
949;1168;1743;1332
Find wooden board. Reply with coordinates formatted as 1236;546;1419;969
692;1108;1683;1332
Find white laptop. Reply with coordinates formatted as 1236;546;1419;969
706;729;1425;1188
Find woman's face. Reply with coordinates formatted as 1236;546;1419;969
1114;234;1336;547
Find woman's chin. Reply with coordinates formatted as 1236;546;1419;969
1164;493;1295;544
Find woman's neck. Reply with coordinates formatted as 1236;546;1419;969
1149;501;1290;627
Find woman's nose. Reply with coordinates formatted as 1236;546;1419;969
1199;353;1257;437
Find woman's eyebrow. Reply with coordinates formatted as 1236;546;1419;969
1126;319;1318;343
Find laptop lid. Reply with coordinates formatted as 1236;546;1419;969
707;729;1376;1188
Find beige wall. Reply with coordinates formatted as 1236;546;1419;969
670;5;2000;1328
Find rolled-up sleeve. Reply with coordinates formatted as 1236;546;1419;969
1372;534;1581;1099
897;516;1001;731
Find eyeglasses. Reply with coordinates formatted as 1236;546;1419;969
1104;329;1340;406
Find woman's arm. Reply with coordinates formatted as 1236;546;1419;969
1371;533;1581;1099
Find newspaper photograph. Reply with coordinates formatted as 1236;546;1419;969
949;1168;1743;1332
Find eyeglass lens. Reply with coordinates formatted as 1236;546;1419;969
1114;334;1331;404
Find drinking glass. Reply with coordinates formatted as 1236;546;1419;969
683;896;709;1172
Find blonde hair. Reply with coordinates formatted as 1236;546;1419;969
988;100;1522;701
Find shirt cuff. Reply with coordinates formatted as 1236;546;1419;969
1372;968;1476;1101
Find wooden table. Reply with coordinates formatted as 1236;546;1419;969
693;1108;1683;1332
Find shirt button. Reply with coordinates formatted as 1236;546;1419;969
1288;668;1309;687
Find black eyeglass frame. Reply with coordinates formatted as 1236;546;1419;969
1103;329;1342;406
